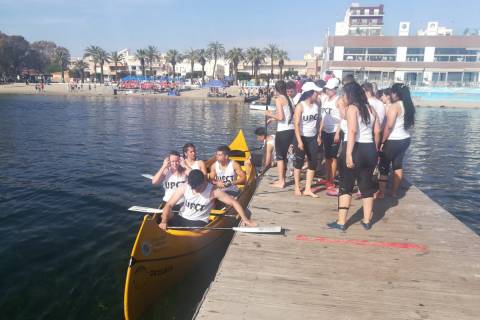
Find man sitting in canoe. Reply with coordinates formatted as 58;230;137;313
209;145;246;197
159;169;257;229
152;151;188;211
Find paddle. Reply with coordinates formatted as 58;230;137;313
142;174;153;180
128;206;232;217
167;226;282;233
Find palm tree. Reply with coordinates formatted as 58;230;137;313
135;49;147;76
196;49;208;83
73;60;89;83
145;45;159;76
96;48;110;83
110;51;125;81
277;50;289;80
225;48;244;85
264;44;279;79
84;45;101;81
245;47;265;85
207;41;225;79
165;49;182;79
54;47;70;83
184;48;198;82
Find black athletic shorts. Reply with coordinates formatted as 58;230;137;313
293;135;319;170
322;131;342;159
275;129;294;161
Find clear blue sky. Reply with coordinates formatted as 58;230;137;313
1;0;479;59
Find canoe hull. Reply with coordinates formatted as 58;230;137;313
124;130;257;320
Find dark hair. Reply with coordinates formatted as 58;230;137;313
286;80;296;90
188;169;204;188
254;127;266;136
216;145;230;156
342;74;355;84
169;150;181;158
182;143;196;157
315;79;326;88
275;80;294;124
298;90;315;104
375;89;384;100
344;82;371;125
361;82;375;96
383;87;392;97
391;83;415;129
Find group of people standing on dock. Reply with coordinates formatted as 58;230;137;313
259;75;415;231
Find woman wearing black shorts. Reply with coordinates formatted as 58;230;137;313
327;82;381;231
377;83;415;198
292;82;323;197
266;80;295;188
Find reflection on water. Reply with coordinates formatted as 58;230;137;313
0;95;478;319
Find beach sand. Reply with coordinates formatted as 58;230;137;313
1;83;478;109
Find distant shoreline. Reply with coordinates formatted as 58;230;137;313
0;83;478;109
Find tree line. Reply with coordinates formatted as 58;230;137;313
0;31;71;82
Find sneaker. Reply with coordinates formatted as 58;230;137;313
317;178;329;185
326;188;339;196
325;182;336;190
327;221;346;231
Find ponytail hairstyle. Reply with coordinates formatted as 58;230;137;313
344;82;371;125
297;90;315;104
182;143;196;159
391;83;415;129
275;80;294;124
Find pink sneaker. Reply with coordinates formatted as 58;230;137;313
317;179;329;185
326;188;339;196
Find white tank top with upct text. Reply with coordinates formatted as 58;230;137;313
300;101;319;137
388;101;410;140
321;95;341;133
180;183;214;222
163;169;186;204
189;160;200;170
277;100;295;131
215;160;239;192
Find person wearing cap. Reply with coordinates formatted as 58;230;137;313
318;77;343;191
159;169;257;229
292;81;323;197
209;145;246;197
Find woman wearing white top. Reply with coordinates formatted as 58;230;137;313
327;82;381;231
182;143;207;176
292;82;323;197
265;80;295;188
152;151;188;211
377;83;415;198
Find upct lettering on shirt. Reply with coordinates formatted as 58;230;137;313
302;114;319;121
217;175;234;183
184;199;206;212
165;181;185;189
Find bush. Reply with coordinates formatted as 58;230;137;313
45;63;61;73
185;71;205;79
283;70;298;78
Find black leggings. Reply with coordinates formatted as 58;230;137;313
169;214;208;227
275;129;294;161
293;135;318;170
339;142;378;198
321;131;342;159
379;138;410;175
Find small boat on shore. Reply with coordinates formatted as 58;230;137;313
123;130;258;320
249;102;276;111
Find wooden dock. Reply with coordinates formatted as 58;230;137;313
195;171;480;319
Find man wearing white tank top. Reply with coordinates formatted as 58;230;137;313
159;170;256;229
152;151;188;210
209;145;246;197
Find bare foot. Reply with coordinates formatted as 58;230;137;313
271;181;285;188
303;190;319;198
294;189;302;196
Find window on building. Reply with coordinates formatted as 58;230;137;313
447;72;462;82
432;72;447;82
406;48;425;62
434;48;479;62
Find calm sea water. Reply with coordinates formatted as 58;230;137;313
0;95;478;319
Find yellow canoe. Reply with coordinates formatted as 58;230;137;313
124;130;257;320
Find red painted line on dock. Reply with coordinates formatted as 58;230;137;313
296;235;427;252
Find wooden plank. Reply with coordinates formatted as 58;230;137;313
195;170;480;319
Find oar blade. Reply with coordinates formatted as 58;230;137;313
142;174;153;180
232;226;282;233
128;206;162;214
